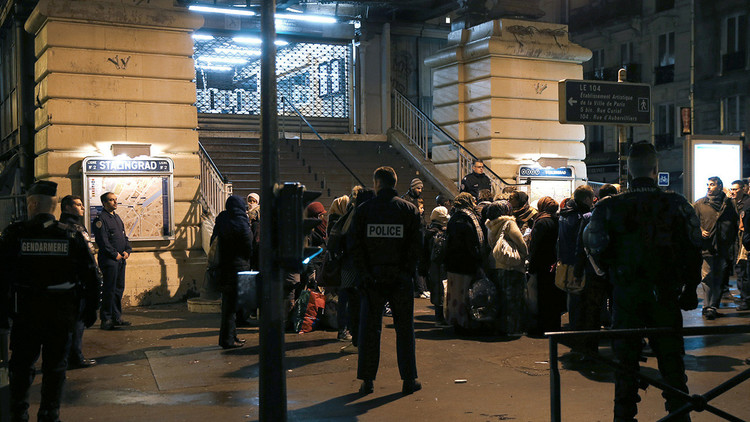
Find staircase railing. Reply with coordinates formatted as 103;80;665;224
392;89;522;192
199;141;233;217
280;96;366;187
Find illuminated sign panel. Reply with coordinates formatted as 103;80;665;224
683;136;743;203
82;157;175;241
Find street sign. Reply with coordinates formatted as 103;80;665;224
559;79;651;125
658;172;670;187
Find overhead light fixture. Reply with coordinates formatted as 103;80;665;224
445;17;451;24
188;5;256;17
197;56;248;64
192;33;214;41
214;47;261;56
286;7;304;14
233;36;289;46
276;13;337;24
197;64;233;72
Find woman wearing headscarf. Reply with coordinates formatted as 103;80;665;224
485;200;529;335
211;195;253;349
526;196;565;336
327;195;350;236
509;191;538;237
444;192;484;334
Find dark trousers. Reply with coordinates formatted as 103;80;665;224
9;296;76;422
577;276;610;354
701;256;727;310
736;259;750;304
99;258;126;322
219;288;238;347
68;299;86;363
611;285;690;421
358;281;417;381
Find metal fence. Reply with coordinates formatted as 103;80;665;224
194;35;350;118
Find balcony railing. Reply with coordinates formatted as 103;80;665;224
654;64;674;85
722;51;746;73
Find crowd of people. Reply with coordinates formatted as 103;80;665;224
5;148;750;420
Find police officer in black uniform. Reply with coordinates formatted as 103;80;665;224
59;194;98;369
0;181;102;422
459;159;492;199
351;166;422;395
92;192;132;330
584;143;702;422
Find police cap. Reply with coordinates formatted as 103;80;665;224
26;180;57;197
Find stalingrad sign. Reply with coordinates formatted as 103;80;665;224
558;79;651;125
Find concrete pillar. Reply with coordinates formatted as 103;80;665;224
25;0;205;305
426;18;592;184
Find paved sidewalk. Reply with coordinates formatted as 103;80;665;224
12;288;750;421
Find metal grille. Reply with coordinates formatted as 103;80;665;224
194;35;350;118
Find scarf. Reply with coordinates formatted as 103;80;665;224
535;196;559;221
707;191;726;212
458;207;484;245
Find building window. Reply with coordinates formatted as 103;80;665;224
655;0;675;13
620;42;634;65
588;126;604;153
723;96;746;134
723;14;747;72
655;32;675;84
655;103;675;149
592;49;605;80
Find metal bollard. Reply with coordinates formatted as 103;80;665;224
1;328;10;422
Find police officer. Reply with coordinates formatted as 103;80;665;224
59;195;98;369
459;159;492;199
92;191;132;330
0;181;102;422
584;143;702;422
351;166;422;395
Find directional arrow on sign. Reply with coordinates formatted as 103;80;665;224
568;97;578;106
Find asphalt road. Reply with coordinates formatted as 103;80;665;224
9;285;750;422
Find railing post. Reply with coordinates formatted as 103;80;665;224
550;337;561;422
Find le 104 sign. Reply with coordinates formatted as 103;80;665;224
559;79;651;126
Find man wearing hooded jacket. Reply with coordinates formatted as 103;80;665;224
694;177;738;320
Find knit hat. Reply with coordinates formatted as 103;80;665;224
247;193;260;204
306;201;326;217
410;178;424;190
430;206;450;224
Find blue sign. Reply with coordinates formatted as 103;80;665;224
658;172;670;186
518;166;573;178
84;158;172;173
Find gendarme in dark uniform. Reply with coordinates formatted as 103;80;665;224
584;143;702;422
351;166;422;395
92;192;132;330
0;181;102;422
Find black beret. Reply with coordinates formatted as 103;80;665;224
26;180;58;197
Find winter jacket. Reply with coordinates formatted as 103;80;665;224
445;209;483;275
528;215;558;275
694;193;738;258
557;198;591;265
485;215;528;273
211;195;253;290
